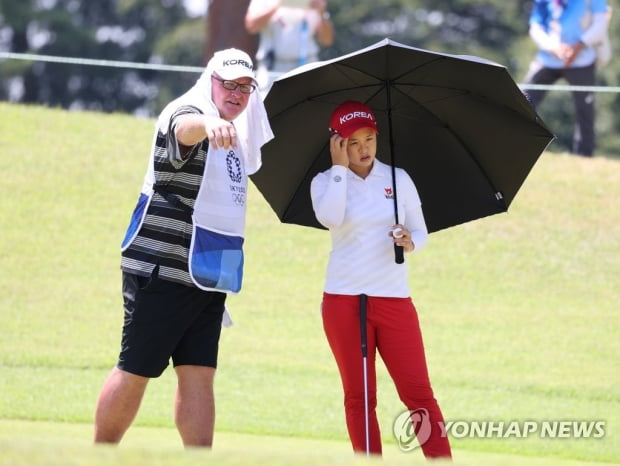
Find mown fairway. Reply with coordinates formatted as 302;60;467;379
0;103;618;464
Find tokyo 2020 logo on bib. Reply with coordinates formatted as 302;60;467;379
226;150;242;183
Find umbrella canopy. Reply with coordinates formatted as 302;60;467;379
251;38;554;233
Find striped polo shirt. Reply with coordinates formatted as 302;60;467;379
121;105;207;286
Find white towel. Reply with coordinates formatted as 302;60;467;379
156;52;274;175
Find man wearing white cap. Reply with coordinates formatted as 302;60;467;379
93;48;273;447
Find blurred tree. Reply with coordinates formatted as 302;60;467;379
0;0;617;155
206;0;258;63
322;0;618;155
151;19;204;115
323;0;528;67
0;0;192;113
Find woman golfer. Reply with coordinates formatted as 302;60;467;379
310;100;452;459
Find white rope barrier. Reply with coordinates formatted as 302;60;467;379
2;51;620;93
519;83;620;93
0;51;204;73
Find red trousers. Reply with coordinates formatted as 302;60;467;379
321;293;451;458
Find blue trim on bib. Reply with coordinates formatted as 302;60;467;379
191;226;244;293
121;192;149;250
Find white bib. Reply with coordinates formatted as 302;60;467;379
193;144;248;236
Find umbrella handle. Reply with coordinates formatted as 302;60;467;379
394;244;404;264
360;294;368;358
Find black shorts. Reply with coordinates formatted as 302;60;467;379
117;268;226;378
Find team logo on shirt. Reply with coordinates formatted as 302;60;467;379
384;187;394;199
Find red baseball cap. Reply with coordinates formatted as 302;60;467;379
329;101;379;138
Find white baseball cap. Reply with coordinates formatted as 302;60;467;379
209;48;255;81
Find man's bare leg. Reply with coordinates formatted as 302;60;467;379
94;367;149;444
174;365;216;447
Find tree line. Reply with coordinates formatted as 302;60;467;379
0;0;617;154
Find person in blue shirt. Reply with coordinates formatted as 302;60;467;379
523;0;610;157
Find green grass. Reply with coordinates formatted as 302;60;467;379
0;419;613;466
0;102;618;464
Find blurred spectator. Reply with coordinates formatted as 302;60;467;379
522;0;610;157
245;0;334;93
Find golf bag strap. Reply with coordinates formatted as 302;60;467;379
153;184;194;216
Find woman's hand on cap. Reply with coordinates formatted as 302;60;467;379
329;132;349;168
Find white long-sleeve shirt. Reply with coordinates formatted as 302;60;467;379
310;160;428;298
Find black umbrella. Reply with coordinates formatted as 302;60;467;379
251;40;553;453
251;38;553;236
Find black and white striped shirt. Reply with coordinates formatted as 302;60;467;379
121;105;207;286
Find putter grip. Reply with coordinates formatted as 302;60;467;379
394;244;404;264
